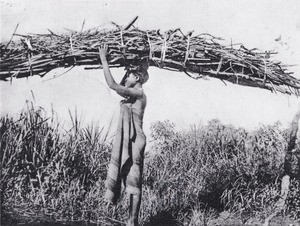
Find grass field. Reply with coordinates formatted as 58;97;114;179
1;102;300;225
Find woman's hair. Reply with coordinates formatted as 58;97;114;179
120;62;149;85
132;69;149;84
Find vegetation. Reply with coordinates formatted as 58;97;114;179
1;103;300;225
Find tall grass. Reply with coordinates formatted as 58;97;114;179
1;104;300;225
0;102;112;224
145;120;300;225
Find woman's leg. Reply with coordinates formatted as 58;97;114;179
127;193;141;226
127;133;145;226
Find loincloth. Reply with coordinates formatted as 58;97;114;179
104;104;146;204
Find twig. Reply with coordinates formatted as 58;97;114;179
80;19;86;33
124;16;138;30
42;66;75;82
4;23;19;51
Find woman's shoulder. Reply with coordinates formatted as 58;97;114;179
134;87;146;99
136;87;144;94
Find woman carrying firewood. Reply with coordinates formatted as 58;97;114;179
98;44;148;226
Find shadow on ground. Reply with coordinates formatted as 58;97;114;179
143;210;181;226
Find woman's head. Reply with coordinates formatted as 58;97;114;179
123;69;148;87
132;69;149;84
121;62;149;87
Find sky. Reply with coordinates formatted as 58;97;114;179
1;0;300;138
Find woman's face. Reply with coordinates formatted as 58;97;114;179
124;73;139;87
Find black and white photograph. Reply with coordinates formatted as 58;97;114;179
1;0;300;225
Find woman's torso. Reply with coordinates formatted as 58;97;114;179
120;90;147;133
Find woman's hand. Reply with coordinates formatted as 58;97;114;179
98;44;108;62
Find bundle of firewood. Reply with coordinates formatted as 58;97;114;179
1;17;299;96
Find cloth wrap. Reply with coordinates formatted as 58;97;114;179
105;101;146;204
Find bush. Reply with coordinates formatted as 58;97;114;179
1;105;299;225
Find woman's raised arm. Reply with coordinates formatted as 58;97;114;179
98;45;142;98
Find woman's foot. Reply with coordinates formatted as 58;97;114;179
105;189;118;204
126;218;138;226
